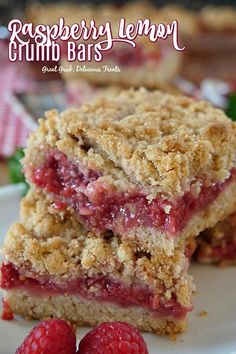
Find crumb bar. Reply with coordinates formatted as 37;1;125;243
0;189;194;335
23;89;236;254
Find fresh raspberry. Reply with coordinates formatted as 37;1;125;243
15;319;76;354
77;322;149;354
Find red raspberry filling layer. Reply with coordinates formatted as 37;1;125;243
0;263;191;320
30;150;236;236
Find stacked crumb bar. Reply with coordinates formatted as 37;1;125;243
1;89;236;335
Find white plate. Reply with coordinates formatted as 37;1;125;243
0;185;236;354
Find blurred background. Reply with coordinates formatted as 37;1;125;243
1;0;236;16
0;0;235;189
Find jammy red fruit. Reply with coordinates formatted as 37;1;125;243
15;319;76;354
32;149;235;237
77;321;149;354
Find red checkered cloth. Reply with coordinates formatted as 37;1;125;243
0;41;31;159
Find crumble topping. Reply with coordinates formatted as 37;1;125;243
24;89;236;197
199;310;208;317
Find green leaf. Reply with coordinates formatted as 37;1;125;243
20;181;29;197
7;148;29;196
226;93;236;121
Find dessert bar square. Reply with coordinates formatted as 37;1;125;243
23;89;236;254
196;212;236;266
0;188;194;336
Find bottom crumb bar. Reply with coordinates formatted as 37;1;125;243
5;289;186;336
196;212;236;266
0;189;194;336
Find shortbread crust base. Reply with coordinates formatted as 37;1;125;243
4;289;186;336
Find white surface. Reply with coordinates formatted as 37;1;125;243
0;185;236;353
0;184;24;237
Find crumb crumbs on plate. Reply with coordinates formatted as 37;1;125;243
199;310;208;317
169;334;177;341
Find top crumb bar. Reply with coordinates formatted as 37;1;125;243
26;89;236;196
23;89;236;252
